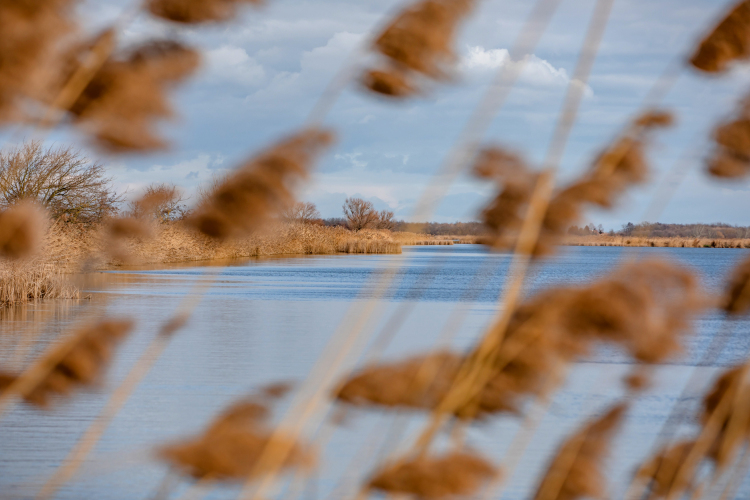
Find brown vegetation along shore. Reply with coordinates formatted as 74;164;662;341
565;235;750;249
393;232;479;245
0;221;404;306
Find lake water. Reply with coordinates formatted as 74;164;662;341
1;245;749;499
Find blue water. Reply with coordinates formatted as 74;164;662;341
1;245;749;499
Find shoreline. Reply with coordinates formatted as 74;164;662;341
564;235;750;249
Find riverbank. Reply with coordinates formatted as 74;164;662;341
0;221;406;306
564;235;750;248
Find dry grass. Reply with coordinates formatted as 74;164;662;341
337;239;402;254
29;220;402;269
564;235;750;249
392;232;479;245
0;221;82;306
0;262;78;306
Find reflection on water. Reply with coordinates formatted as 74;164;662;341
1;245;749;499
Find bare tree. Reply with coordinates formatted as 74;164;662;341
376;209;395;230
129;183;187;222
0;141;121;222
281;201;320;223
195;173;226;208
343;197;379;231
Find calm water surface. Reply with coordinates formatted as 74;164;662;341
1;245;749;499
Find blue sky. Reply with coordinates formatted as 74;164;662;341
9;0;750;229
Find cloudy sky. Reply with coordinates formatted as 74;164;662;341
11;0;750;229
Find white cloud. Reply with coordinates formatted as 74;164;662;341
245;31;364;105
335;152;368;169
205;45;266;86
461;46;593;96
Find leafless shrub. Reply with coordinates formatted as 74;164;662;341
376;209;396;230
0;141;120;222
368;451;497;499
281;201;320;223
188;128;334;240
129;183;187;222
343;197;379;231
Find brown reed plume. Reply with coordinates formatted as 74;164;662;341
533;404;626;500
158;394;314;481
58;37;200;152
478;111;673;256
0;200;46;260
0;0;78;123
0;319;133;407
706;93;750;179
635;440;697;500
336;259;700;422
689;1;750;73
188;128;334;240
146;0;262;25
701;364;750;468
474;147;539;250
721;254;750;314
362;0;475;97
634;364;750;500
367;450;497;499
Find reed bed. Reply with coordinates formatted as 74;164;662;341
393;232;479;245
0;262;78;306
565;235;750;249
337;239;402;254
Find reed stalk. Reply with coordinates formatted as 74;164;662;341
0;323;91;420
663;366;750;500
409;0;615;455
623;319;735;500
718;445;750;500
34;267;220;500
221;2;569;498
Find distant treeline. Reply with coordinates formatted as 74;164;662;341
616;222;750;239
322;218;484;235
